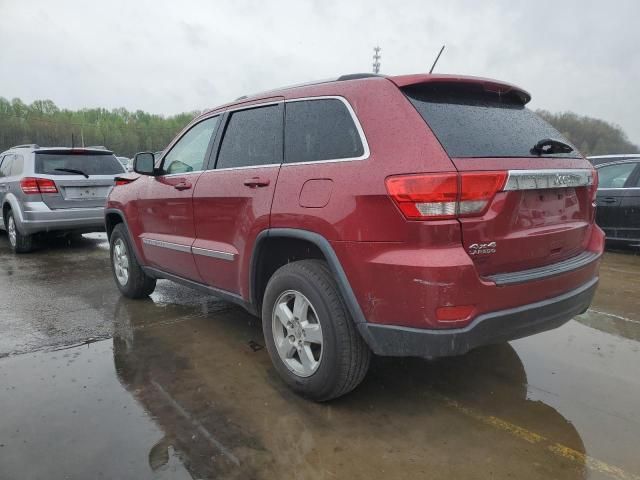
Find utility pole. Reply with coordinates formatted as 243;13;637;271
372;46;381;74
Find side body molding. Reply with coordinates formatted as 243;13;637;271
251;228;367;324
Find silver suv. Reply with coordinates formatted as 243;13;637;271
0;144;125;253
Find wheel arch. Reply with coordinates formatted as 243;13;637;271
2;194;23;230
105;208;143;264
250;228;367;325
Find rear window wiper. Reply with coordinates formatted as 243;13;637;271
531;138;574;156
54;168;89;178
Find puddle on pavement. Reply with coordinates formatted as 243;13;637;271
2;299;639;479
1;235;640;479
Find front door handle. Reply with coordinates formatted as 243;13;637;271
243;177;270;188
174;181;192;191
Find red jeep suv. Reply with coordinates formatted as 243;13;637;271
105;73;604;401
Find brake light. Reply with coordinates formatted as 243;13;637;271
385;171;507;220
114;177;134;186
459;171;508;217
20;177;58;195
590;168;599;201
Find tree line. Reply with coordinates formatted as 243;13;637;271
0;97;199;158
0;97;637;157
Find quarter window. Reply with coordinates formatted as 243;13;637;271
163;116;219;174
285;99;364;163
597;163;638;188
10;154;24;176
216;104;283;169
0;155;14;177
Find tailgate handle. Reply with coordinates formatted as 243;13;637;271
243;177;270;188
174;181;192;191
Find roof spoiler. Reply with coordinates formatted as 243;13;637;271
390;74;532;104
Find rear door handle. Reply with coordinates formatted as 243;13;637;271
599;197;617;204
174;181;192;191
243;177;270;188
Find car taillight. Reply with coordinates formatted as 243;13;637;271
20;177;58;194
590;168;599;202
385;171;507;220
114;176;137;186
459;171;507;217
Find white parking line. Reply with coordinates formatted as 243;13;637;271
587;309;640;325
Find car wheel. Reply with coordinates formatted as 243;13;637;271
6;210;33;253
110;223;156;298
262;259;371;401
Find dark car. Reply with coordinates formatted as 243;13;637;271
595;158;640;246
105;73;603;401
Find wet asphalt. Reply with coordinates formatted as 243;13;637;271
0;233;639;480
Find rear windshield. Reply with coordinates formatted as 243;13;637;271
403;84;579;158
35;152;125;175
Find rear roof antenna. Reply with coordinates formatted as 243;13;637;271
429;45;445;74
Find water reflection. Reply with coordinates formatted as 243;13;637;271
112;296;587;479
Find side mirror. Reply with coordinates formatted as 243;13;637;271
133;152;156;175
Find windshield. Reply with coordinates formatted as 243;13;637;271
35;152;125;175
404;84;580;158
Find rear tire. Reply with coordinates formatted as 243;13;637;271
262;259;371;401
110;223;156;298
6;210;33;253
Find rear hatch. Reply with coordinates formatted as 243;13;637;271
34;149;125;209
401;80;596;276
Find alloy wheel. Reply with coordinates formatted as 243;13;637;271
7;216;17;248
271;290;323;377
113;238;130;286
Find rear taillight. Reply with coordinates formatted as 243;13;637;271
20;177;58;195
590;168;599;202
385;171;507;220
114;177;136;186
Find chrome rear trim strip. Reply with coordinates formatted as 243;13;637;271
192;246;235;261
142;238;192;253
504;169;594;191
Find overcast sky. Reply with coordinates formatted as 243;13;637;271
1;0;639;144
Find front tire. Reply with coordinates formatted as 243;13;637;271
262;260;371;401
6;210;33;253
110;223;156;298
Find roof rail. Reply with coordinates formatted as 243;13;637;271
233;73;386;103
336;73;386;81
10;144;40;150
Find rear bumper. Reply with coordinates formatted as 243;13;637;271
14;202;105;234
357;277;598;358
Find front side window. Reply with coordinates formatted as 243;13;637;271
163;116;219;174
216;104;283;169
284;99;364;163
598;163;638;188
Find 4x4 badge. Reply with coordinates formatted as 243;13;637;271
468;242;497;255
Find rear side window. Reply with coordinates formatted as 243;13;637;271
0;155;14;177
35;152;125;175
597;163;638;188
285;99;364;163
403;84;579;158
10;154;24;176
216;104;283;169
